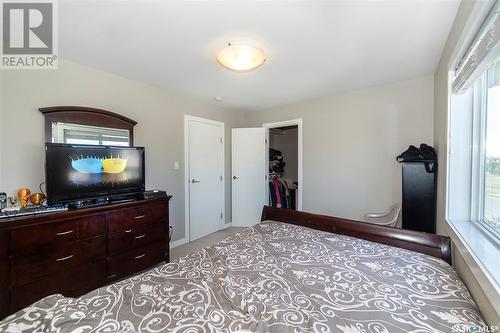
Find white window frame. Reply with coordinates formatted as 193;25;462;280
52;122;130;146
470;69;500;242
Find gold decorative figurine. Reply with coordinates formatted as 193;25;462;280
18;188;31;209
29;193;46;206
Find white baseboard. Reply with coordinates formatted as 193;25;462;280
170;238;187;249
222;222;232;229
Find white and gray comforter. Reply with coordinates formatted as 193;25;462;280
0;221;485;332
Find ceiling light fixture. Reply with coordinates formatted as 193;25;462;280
216;43;266;72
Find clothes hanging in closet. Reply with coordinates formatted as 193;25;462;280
269;177;291;209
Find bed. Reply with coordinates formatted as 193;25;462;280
0;207;485;332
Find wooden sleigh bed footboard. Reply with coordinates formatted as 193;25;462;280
261;206;452;265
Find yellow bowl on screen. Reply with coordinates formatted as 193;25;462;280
102;158;127;174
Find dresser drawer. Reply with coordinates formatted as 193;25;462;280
10;215;105;256
11;220;78;255
108;202;166;234
11;237;105;286
10;260;106;313
0;231;8;257
11;272;69;312
0;289;8;320
68;260;107;297
0;231;8;288
107;241;166;280
0;259;7;288
77;215;106;239
108;222;166;255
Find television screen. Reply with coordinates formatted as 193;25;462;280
46;143;145;204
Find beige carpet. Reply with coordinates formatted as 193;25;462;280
170;227;245;260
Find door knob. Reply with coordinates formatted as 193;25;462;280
233;176;240;180
191;179;201;183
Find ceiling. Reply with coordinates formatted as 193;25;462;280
59;1;460;111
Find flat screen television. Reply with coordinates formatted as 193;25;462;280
46;143;145;204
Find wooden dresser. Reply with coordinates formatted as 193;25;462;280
0;195;171;319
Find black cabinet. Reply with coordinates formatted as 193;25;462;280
402;161;437;233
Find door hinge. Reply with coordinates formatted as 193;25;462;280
220;137;223;143
265;138;268;144
220;213;223;219
220;175;223;181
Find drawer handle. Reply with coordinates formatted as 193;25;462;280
134;254;146;260
107;274;117;279
125;229;132;233
56;230;74;236
134;234;146;240
134;215;146;220
56;255;74;262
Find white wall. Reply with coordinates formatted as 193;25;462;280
0;60;244;242
245;76;434;221
269;128;298;180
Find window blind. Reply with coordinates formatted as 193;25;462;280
63;129;128;143
452;2;500;94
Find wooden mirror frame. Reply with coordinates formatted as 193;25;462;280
39;106;137;145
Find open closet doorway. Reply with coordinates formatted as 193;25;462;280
263;119;303;211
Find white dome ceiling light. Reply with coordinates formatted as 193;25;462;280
216;43;266;72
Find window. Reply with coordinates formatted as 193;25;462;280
472;62;500;239
446;0;499;290
52;122;130;147
483;64;500;235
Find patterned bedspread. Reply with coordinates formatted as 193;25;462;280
0;221;485;333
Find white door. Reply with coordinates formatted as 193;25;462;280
186;116;224;241
232;128;266;227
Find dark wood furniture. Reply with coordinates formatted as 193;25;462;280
39;106;137;145
261;206;451;264
0;195;170;319
402;161;437;233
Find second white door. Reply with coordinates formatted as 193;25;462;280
232;128;266;227
186;116;224;242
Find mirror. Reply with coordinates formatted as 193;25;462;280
51;122;130;146
39;106;137;146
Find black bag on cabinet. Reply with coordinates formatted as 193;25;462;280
397;144;436;162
